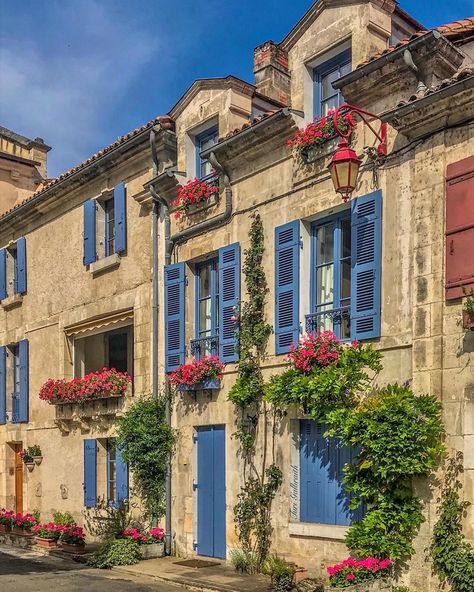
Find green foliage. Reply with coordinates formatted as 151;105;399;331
229;547;259;574
430;452;474;592
263;554;296;591
116;396;174;518
266;343;382;421
31;509;41;523
28;445;42;457
393;587;417;592
87;538;141;569
52;511;75;526
83;497;139;541
465;295;474;315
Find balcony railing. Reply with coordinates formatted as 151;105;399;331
305;306;350;334
190;335;219;359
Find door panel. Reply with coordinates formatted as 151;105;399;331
14;445;23;514
196;425;226;559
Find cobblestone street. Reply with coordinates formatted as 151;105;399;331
0;547;183;592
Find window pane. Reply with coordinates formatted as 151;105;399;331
315;303;333;333
317;264;334;305
201;159;213;178
321;69;340;100
199;298;212;335
316;223;334;264
340;61;351;77
341;260;351;301
341;218;351;258
108;481;116;502
321;96;339;115
199;265;211;298
341;312;351;340
107;333;128;373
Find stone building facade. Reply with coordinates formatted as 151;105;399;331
1;1;473;590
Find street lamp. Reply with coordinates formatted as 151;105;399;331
328;104;387;201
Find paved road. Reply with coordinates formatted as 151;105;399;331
0;547;183;592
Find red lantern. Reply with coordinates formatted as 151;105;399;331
327;138;362;202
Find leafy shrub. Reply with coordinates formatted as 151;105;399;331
229;547;259;574
53;511;75;526
83;497;138;541
116;396;174;518
87;538;140;569
263;554;295;591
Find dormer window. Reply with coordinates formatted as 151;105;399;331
195;126;218;179
0;237;27;302
313;49;351;117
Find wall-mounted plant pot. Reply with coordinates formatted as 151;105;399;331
463;310;474;330
25;462;35;472
176;378;221;392
33;456;43;466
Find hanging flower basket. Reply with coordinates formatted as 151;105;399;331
173;177;218;220
168;356;224;391
286;109;357;161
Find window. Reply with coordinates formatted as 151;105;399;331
299;420;362;526
193;259;219;358
313;50;351;117
310;213;351;339
83;182;126;266
0;340;29;425
195;126;218;179
0;237;27;301
74;326;133;378
83;438;128;508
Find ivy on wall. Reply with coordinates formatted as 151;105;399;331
228;213;282;571
266;333;445;561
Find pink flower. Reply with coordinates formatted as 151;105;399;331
346;573;355;581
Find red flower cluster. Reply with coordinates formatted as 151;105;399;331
60;525;85;545
173;177;218;219
121;527;165;544
12;512;37;530
286;109;357;154
168;356;225;387
288;331;341;373
32;522;64;540
0;508;14;526
38;368;131;405
327;557;393;587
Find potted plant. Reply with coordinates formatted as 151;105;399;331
168;356;225;391
19;449;35;472
0;509;14;534
32;522;61;549
173;177;218;219
29;445;43;465
327;556;393;589
11;512;37;536
462;292;474;330
120;527;165;560
59;525;86;554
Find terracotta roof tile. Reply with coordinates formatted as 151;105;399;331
219;109;282;141
358;16;474;68
0;115;174;221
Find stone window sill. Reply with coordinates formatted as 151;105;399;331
89;253;121;276
1;293;23;311
288;521;348;540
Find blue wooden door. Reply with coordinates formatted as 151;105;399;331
196;425;226;558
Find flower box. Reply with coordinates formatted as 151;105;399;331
173;177;219;220
301;136;340;164
0;524;11;534
462;310;474;330
176;378;221;392
12;526;33;537
140;542;165;560
34;536;58;549
61;542;86;554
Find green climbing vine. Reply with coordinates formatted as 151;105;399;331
430;451;474;592
229;213;282;571
266;332;445;561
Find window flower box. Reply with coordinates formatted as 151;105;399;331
175;378;221;392
168;356;224;392
173;177;219;220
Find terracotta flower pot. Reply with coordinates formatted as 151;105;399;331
12;525;33;537
34;536;58;549
61;542;85;554
0;524;11;534
463;310;474;330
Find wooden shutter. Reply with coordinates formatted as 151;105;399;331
16;339;29;423
275;221;300;354
350;190;382;340
0;346;6;425
83;439;97;507
116;446;129;505
164;262;186;372
16;237;27;294
445;156;474;300
0;249;6;301
83;199;97;265
114;182;127;254
218;243;240;362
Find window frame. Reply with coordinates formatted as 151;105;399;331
194;258;219;358
195;126;219;180
103;197;116;258
106;438;117;507
11;344;20;421
312;49;351;118
310;211;351;340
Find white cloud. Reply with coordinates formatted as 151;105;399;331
0;0;159;176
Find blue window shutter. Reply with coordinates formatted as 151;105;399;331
17;339;29;423
84;439;97;507
350;190;382;340
116;446;129;505
83;199;97;265
275;221;300;354
218;243;240;362
114;182;127;254
16;237;27;294
0;346;6;425
164;262;186;372
0;249;6;301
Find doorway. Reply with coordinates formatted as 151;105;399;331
13;444;23;514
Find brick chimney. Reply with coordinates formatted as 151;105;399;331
253;41;290;105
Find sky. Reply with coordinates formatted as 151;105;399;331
0;0;472;177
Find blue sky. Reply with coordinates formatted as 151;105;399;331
0;0;472;177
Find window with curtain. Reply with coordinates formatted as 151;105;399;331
195;259;219;358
